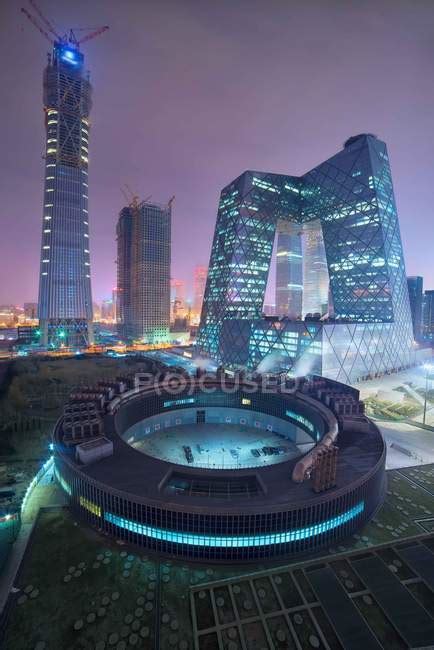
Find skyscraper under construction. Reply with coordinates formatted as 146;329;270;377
37;41;94;348
117;199;171;344
22;3;109;349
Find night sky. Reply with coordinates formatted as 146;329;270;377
1;0;434;305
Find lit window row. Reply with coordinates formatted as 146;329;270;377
163;398;195;408
80;496;101;517
104;502;364;548
286;409;316;434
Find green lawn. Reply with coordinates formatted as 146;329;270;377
0;355;154;462
4;464;434;649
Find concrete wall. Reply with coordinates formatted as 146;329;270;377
122;406;313;445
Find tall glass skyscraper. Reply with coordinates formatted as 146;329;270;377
423;290;434;343
116;200;171;344
407;276;423;342
302;223;329;317
275;223;303;318
198;134;416;383
37;42;93;348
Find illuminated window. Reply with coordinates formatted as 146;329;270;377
80;496;101;517
104;502;365;548
242;398;251;405
163;398;195;408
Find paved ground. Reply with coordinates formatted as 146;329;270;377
3;460;434;648
376;420;434;469
354;365;431;399
191;534;434;649
0;460;66;616
126;422;311;470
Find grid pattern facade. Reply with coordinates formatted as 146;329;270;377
116;207;133;339
275;224;303;318
407;276;423;342
37;44;93;348
423;290;434;342
54;382;386;561
55;454;383;561
302;224;329;316
117;202;171;343
198;134;414;383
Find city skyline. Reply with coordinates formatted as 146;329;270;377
1;0;434;305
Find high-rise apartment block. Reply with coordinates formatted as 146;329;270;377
117;200;171;343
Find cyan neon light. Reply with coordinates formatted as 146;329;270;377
54;466;72;496
163;398;195;408
104;502;364;548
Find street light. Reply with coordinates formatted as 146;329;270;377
422;363;434;425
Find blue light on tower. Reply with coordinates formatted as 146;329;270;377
60;46;80;66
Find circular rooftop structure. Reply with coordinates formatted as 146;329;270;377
122;408;315;470
54;375;386;562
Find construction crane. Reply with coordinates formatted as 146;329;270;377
121;186;152;211
21;0;109;48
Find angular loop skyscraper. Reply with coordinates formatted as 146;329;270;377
37;42;94;348
198;134;416;383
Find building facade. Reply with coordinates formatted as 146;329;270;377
198;134;415;384
275;223;303;318
192;266;208;324
302;223;330;317
423;290;434;343
37;43;94;348
407;276;423;342
54;376;386;561
116;200;171;343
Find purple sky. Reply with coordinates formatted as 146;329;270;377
1;0;434;305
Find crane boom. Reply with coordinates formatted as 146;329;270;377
28;0;61;40
21;1;109;50
77;25;109;45
21;6;54;44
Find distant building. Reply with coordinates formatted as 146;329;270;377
24;303;38;320
275;223;303;318
112;288;119;323
16;326;40;347
407;276;423;342
192;266;207;324
37;41;94;349
302;223;329;318
92;302;101;322
101;299;115;321
170;279;187;324
263;304;276;317
117;200;171;343
423;290;434;343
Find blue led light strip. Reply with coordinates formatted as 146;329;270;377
104;502;364;548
